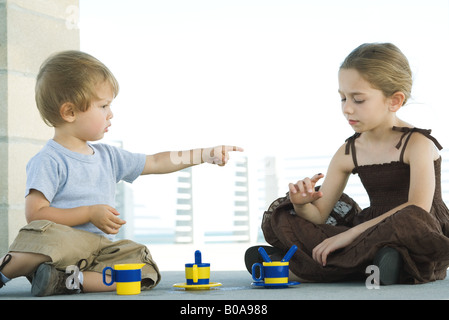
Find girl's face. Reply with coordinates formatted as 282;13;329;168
73;82;114;142
338;68;392;133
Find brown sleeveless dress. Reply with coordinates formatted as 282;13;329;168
261;127;449;284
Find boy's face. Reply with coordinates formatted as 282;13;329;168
73;82;114;142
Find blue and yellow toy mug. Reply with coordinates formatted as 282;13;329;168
185;250;210;285
185;262;210;285
102;263;145;295
252;261;289;285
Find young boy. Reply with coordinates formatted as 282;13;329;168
0;51;242;296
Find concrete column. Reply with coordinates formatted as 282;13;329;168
0;0;79;253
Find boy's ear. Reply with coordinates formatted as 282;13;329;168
59;102;76;122
389;91;406;112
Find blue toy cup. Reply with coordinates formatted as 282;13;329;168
102;263;145;295
185;263;210;285
252;261;289;284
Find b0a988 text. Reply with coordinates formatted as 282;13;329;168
224;304;268;315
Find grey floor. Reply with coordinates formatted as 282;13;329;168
1;269;448;300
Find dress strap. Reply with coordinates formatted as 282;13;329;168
345;132;361;168
392;126;443;162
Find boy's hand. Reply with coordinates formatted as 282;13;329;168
88;205;126;234
203;146;244;166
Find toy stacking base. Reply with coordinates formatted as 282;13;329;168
173;282;222;290
251;281;300;289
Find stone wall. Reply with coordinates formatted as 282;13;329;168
0;0;79;253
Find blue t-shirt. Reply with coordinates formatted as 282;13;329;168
25;139;146;240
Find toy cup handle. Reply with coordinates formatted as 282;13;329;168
192;264;198;283
251;263;264;282
103;267;115;286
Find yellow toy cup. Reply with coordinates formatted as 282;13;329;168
185;262;210;285
102;263;145;295
252;261;289;285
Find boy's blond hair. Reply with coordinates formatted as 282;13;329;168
35;50;119;127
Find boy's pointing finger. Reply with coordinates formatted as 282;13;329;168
226;146;244;152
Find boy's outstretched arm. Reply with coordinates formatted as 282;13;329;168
141;145;244;175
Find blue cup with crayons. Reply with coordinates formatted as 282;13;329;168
251;245;300;288
252;261;289;284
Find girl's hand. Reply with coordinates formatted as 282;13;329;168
312;228;359;266
203;146;244;166
289;173;324;205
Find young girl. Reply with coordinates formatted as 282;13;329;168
246;43;449;285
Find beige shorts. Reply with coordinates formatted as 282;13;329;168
9;220;160;290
